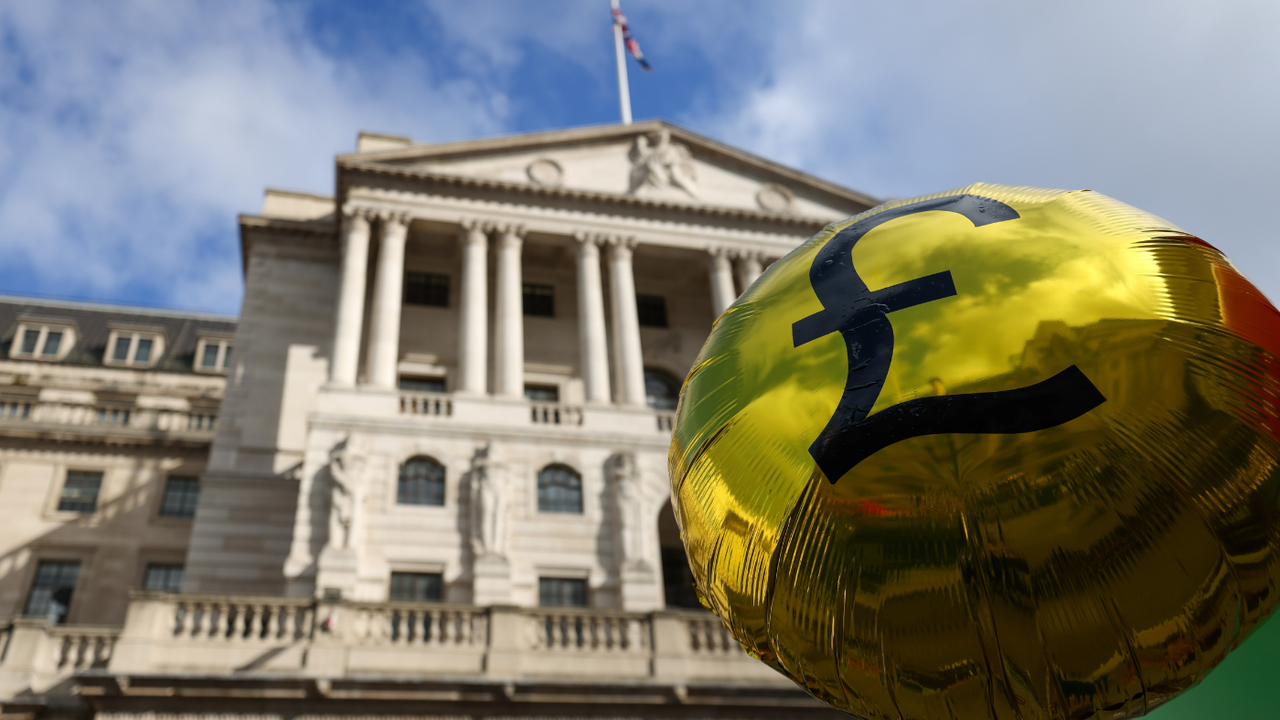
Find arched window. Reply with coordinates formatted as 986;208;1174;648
537;464;583;514
644;368;680;411
398;456;445;506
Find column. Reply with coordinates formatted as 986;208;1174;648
330;209;371;385
708;246;737;316
457;221;489;395
737;251;764;291
607;237;646;407
367;213;410;388
494;225;525;398
574;233;611;404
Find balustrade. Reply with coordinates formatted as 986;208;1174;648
0;400;218;438
529;609;647;653
530;402;583;426
400;391;453;417
656;411;676;431
50;627;115;671
171;597;312;642
685;614;740;655
344;602;486;647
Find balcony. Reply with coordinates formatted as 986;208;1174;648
318;385;676;439
0;399;217;446
0;595;831;715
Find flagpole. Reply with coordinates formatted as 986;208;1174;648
611;0;633;125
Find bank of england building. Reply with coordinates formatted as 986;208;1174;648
0;122;877;719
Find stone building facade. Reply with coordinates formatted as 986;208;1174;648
0;121;879;719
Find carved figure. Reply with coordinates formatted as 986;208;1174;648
608;452;649;570
469;444;507;557
327;435;366;550
629;129;697;198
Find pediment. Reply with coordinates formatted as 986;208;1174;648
339;121;879;222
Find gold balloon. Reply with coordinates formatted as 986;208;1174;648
669;184;1280;720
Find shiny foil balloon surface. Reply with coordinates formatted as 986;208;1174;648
669;184;1280;720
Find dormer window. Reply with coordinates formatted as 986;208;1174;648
104;327;165;368
9;320;75;361
195;336;233;373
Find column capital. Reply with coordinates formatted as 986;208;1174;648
340;203;376;224
459;219;490;244
376;210;412;227
496;224;526;245
604;235;638;259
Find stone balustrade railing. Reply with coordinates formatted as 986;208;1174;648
530;402;583;426
0;400;217;440
0;595;784;697
656;411;676;431
400;391;453;417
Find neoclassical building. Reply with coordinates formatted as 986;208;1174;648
0;121;878;719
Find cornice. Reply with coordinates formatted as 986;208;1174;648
237;214;337;276
337;160;836;233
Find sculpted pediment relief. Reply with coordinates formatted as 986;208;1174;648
343;122;878;222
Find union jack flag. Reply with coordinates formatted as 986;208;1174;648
612;6;651;71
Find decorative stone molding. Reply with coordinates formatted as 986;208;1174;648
526;157;564;187
629;129;698;198
756;182;795;213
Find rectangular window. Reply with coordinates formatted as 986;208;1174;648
201;343;220;369
221;346;233;368
637;294;668;328
142;564;184;593
389;572;443;602
522;283;554;317
112;336;131;361
399;376;446;393
58;471;102;513
524;384;560;402
134;337;153;363
538;577;588;607
159;476;200;518
20;329;39;354
24;560;80;624
404;272;450;307
42;331;62;356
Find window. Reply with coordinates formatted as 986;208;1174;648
105;330;164;368
25;561;80;624
522;283;554;317
9;322;74;361
58;471;102;513
644;369;681;411
637;294;668;328
405;272;450;307
524;384;560;402
399;376;446;393
142;564;184;593
159;476;200;518
195;337;233;373
398;456;445;506
539;577;587;607
389;572;443;602
537;464;582;514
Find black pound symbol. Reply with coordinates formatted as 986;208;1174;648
793;194;1106;483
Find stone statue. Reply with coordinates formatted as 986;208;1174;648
629;129;697;198
327;435;366;550
608;452;649;571
469;443;506;558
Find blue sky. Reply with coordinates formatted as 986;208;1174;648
1;2;1279;715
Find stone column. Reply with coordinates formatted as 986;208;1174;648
330;209;371;385
457;221;490;395
574;233;612;404
708;246;737;317
493;225;526;398
367;213;410;388
737;251;764;292
607;237;646;407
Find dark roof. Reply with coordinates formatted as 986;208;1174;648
0;296;237;374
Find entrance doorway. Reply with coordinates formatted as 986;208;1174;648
658;500;701;609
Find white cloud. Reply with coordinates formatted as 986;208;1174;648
695;1;1280;298
0;0;505;314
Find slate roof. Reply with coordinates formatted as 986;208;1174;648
0;296;237;374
